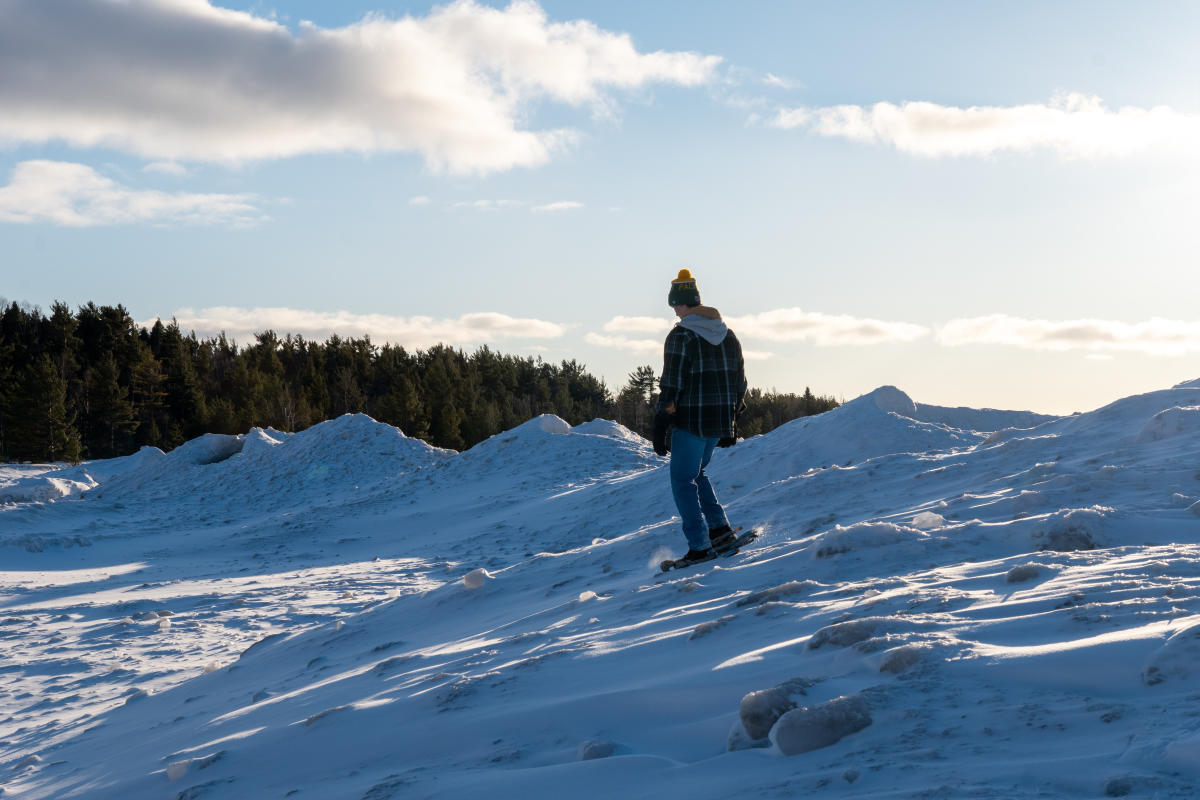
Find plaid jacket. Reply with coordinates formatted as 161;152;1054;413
658;321;747;439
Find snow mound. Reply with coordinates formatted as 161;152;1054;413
570;418;645;445
722;385;984;485
1136;406;1200;443
1173;377;1200;389
866;385;918;417
524;413;571;435
1143;621;1200;686
0;469;97;504
813;521;931;559
912;402;1058;433
0;446;165;504
169;432;262;465
91;414;450;510
448;413;657;497
1051;386;1200;446
1032;506;1113;552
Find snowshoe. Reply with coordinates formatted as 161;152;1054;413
660;548;716;573
713;528;759;557
708;525;741;550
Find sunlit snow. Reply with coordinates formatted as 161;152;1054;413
3;380;1200;798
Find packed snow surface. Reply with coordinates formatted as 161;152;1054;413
3;382;1200;799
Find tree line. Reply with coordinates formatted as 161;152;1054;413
0;300;839;463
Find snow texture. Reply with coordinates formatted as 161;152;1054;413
4;380;1200;799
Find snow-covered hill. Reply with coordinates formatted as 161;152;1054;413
3;380;1200;799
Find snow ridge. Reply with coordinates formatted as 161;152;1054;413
3;382;1200;799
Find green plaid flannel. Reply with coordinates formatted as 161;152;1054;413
658;326;747;438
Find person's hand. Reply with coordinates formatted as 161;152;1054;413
652;409;675;456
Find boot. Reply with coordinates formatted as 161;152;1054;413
708;525;736;549
679;548;716;565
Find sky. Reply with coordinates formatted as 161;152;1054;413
1;0;1198;415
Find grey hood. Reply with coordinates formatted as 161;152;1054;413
677;307;728;345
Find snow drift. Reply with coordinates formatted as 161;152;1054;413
3;379;1200;799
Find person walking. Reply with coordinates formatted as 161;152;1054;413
653;268;747;567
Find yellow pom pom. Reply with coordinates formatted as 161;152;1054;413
675;268;694;282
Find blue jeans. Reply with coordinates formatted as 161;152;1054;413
670;427;730;551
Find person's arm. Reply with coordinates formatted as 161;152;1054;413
658;328;687;413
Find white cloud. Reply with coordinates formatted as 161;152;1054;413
408;195;431;206
531;200;583;213
153;307;567;348
727;308;930;346
585;332;662;354
0;160;263;227
142;161;189;177
452;198;525;210
937;314;1200;357
603;316;672;334
598;309;922;350
770;93;1200;159
763;73;803;90
0;0;720;174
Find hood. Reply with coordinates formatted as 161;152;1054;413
677;305;728;345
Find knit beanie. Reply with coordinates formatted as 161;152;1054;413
667;268;701;306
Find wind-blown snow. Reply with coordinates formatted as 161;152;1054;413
3;381;1200;799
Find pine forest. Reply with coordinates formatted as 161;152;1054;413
0;300;839;463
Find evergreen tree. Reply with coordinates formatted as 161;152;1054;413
375;373;429;439
83;355;138;458
9;355;81;462
430;399;465;450
130;346;168;448
615;365;657;436
0;298;841;461
158;321;207;438
0;338;14;460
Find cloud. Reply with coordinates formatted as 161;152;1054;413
0;0;720;174
0;160;263;227
763;72;803;90
408;195;431;206
585;332;662;354
142;161;189;177
603;316;672;334
937;314;1200;356
769;93;1200;159
451;198;525;210
727;308;930;346
531;200;583;213
152;307;566;348
597;309;922;351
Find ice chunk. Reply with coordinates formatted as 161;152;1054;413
879;644;926;674
462;568;491;590
578;739;616;760
808;617;889;650
771;694;872;755
739;687;798;740
1006;563;1042;583
910;511;946;530
1143;621;1200;686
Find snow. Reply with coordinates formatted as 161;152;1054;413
2;379;1200;798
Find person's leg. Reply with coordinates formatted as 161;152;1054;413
694;439;731;531
669;428;713;552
